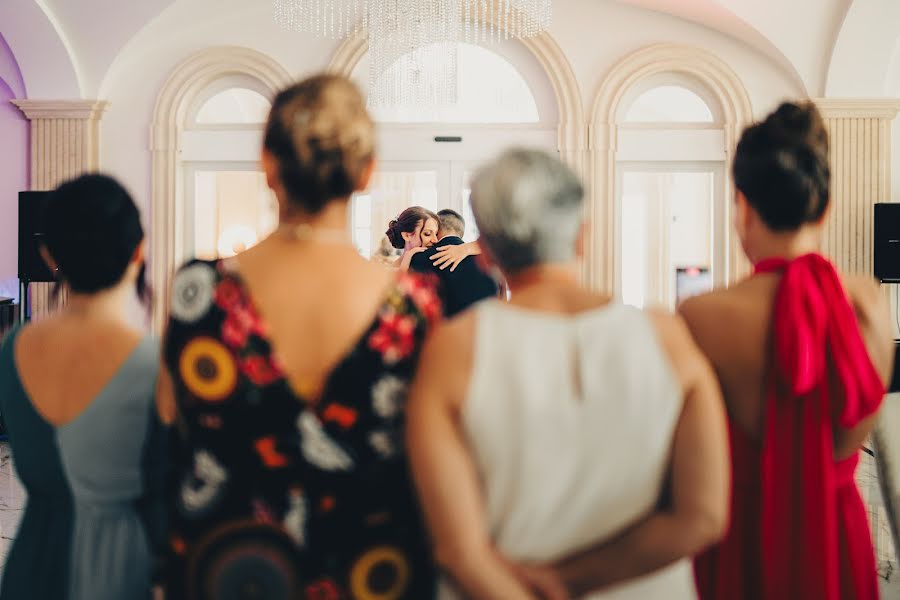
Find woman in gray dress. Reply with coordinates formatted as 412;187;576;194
0;174;165;600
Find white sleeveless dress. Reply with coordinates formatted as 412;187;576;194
438;301;697;599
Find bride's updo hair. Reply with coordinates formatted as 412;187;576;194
732;101;830;231
385;206;438;249
263;74;375;213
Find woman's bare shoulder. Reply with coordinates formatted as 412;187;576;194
841;273;885;311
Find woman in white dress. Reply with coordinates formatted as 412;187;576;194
407;149;730;600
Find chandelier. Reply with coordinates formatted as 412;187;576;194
274;0;552;107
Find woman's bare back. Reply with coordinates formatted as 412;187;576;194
680;270;893;458
14;317;145;425
234;236;397;400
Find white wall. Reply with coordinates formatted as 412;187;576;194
550;1;803;120
98;0;343;224
826;0;900;97
894;117;900;204
0;0;80;98
95;0;806;225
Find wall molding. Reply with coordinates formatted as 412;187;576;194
12;98;108;319
814;99;900;119
12;100;107;121
812;98;900;277
589;43;754;292
149;46;293;331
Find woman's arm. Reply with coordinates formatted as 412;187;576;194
833;274;895;459
544;313;730;597
155;364;177;426
398;246;428;271
431;241;481;271
407;318;539;600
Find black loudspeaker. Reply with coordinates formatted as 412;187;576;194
890;341;900;393
18;191;55;283
875;203;900;282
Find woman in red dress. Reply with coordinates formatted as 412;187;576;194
680;101;895;600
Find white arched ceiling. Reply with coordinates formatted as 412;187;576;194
826;0;900;97
0;33;26;99
25;0;867;103
42;0;175;97
614;0;853;96
0;0;80;98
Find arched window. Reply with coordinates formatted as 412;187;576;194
194;88;271;124
181;78;278;260
368;43;540;124
616;75;726;310
351;42;557;259
623;85;715;123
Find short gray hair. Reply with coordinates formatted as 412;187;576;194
470;148;584;273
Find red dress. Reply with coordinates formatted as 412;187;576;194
694;254;884;600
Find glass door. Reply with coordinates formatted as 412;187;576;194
617;163;724;310
450;162;479;242
184;164;278;261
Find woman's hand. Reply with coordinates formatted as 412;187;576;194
398;246;428;271
431;241;481;272
507;562;569;600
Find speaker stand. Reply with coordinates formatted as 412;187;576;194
18;280;29;324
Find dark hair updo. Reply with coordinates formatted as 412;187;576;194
385;206;439;249
263;74;375;213
44;174;148;300
732;101;830;231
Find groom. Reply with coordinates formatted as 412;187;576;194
409;209;499;317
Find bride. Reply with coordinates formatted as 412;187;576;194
385;206;439;270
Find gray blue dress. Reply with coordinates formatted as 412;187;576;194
0;325;166;600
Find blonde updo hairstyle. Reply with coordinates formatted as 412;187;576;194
263;75;375;213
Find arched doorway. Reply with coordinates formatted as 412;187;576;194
329;31;585;259
149;47;292;330
350;42;558;257
591;44;753;295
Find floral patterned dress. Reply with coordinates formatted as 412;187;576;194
163;258;440;600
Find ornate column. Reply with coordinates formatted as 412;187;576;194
813;99;900;275
11;100;108;319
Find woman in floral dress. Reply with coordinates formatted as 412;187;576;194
157;75;441;600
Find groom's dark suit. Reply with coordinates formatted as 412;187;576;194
409;236;498;318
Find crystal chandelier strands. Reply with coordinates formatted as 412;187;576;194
273;0;552;107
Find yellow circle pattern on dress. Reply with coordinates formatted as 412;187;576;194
349;546;410;600
179;337;238;402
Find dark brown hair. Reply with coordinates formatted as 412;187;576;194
44;174;149;303
385;206;439;249
263;74;375;213
732;101;830;231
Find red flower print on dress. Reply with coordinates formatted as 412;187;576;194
214;278;243;310
255;436;289;468
221;300;268;349
221;315;249;348
399;274;442;323
321;404;358;429
306;578;341;600
368;311;417;364
241;355;282;386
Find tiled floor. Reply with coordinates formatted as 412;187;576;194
0;441;897;596
0;444;26;582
